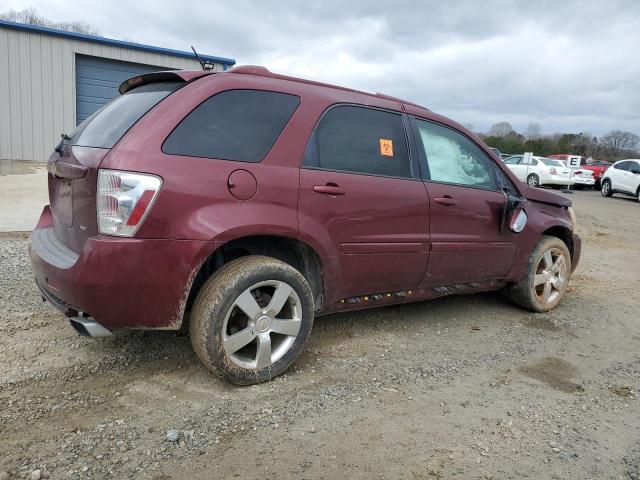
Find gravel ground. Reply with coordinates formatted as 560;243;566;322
1;190;639;479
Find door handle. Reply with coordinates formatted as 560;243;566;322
434;196;458;206
313;184;346;196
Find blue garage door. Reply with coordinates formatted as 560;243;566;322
75;54;167;125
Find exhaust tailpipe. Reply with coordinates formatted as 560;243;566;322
69;317;112;337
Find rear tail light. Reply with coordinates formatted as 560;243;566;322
97;169;162;237
550;167;557;175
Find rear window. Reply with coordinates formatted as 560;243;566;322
70;81;182;149
162;90;300;162
540;158;564;167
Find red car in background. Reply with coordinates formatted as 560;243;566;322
549;154;610;189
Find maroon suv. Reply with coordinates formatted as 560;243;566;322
31;66;581;384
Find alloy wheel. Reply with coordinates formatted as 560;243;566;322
527;175;539;187
533;248;568;305
222;280;302;370
601;182;610;196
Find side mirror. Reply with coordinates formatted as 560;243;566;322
501;194;527;234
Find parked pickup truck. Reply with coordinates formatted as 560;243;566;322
549;154;610;189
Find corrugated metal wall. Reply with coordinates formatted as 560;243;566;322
0;27;224;161
75;55;169;125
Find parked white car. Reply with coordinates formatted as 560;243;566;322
550;157;596;189
600;159;640;202
569;168;596;189
503;155;573;188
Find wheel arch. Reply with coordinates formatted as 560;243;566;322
182;235;326;329
542;225;574;261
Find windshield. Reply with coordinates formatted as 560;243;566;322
69;81;182;149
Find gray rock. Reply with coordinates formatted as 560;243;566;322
0;471;10;480
166;430;179;443
30;471;42;480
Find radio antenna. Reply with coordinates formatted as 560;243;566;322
191;46;213;71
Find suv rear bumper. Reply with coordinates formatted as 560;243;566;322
30;206;215;331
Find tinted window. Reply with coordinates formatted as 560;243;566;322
70;81;181;148
163;90;300;162
416;120;496;189
303;106;411;179
504;156;522;165
540;157;564;167
614;161;632;171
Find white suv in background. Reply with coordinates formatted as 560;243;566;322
601;159;640;202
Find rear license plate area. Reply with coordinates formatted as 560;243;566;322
51;178;73;227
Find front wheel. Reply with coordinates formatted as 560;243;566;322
527;174;540;187
508;236;571;312
189;256;314;385
601;179;613;197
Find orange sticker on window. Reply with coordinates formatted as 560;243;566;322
379;138;394;157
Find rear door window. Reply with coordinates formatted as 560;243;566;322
303;105;412;179
504;156;523;165
163;90;300;162
614;161;632;171
70;81;182;149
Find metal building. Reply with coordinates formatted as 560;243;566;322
0;20;235;161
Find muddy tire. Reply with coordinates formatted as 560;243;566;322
189;256;314;385
508;235;571;312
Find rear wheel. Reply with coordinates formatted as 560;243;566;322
527;174;540;187
189;256;314;385
508;236;571;312
601;179;613;197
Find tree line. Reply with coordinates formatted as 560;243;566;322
479;122;640;162
0;7;100;35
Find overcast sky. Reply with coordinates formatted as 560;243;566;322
5;0;640;136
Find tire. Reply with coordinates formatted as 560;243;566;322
189;255;314;385
527;174;540;187
508;235;571;313
601;179;613;197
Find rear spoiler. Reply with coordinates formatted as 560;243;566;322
118;70;213;94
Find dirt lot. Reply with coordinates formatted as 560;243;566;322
1;190;639;480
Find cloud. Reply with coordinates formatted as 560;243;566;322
6;0;640;136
